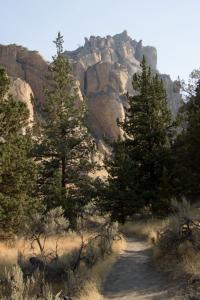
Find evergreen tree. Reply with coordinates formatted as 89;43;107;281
34;33;96;227
173;78;200;199
0;67;37;233
102;58;174;222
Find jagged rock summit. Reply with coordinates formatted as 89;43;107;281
65;31;181;141
0;31;182;143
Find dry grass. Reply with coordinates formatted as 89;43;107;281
154;237;200;279
182;252;200;276
151;201;200;298
119;204;200;281
78;282;103;300
0;222;126;299
77;237;126;300
25;233;84;255
0;232;83;276
120;218;168;244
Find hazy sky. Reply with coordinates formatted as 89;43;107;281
1;0;200;80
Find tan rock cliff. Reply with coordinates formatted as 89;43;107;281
8;78;34;123
0;44;49;103
65;31;182;140
0;32;182;143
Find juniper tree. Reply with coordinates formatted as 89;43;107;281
103;58;175;222
0;67;38;233
35;33;96;227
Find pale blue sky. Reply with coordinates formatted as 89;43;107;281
1;0;200;80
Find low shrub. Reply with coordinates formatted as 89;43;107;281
153;200;200;297
0;219;123;299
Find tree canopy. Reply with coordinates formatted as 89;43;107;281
0;67;38;233
34;33;97;227
101;58;174;222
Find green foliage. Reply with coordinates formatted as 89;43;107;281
173;73;200;199
0;67;10;99
102;58;175;222
0;67;38;233
34;33;97;227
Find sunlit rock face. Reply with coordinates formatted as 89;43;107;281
65;31;182;140
8;78;34;123
0;32;182;143
0;44;49;103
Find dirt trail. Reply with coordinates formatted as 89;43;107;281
102;237;184;300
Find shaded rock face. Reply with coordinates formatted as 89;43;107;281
161;74;181;118
0;44;49;103
65;31;182;140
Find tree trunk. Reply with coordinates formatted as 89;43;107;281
61;156;66;188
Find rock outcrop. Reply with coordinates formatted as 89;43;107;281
65;31;182;140
0;44;49;102
0;32;182;143
8;78;34;123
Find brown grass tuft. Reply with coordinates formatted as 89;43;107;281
76;236;126;300
0;233;83;277
120;219;168;244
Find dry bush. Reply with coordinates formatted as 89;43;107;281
1;264;60;300
152;200;200;298
3;264;25;300
0;233;83;279
154;199;200;280
24;207;69;257
0;207;82;299
0;216;124;300
76;236;125;300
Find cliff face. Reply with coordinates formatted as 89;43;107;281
0;32;182;142
0;44;49;103
65;31;182;140
8;78;34;123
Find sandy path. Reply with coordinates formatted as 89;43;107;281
102;237;184;300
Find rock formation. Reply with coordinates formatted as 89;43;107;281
65;31;182;140
0;32;182;144
8;78;34;123
0;44;49;102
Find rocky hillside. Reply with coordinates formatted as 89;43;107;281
0;32;182;143
65;31;182;141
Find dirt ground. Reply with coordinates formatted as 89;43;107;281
102;237;185;300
